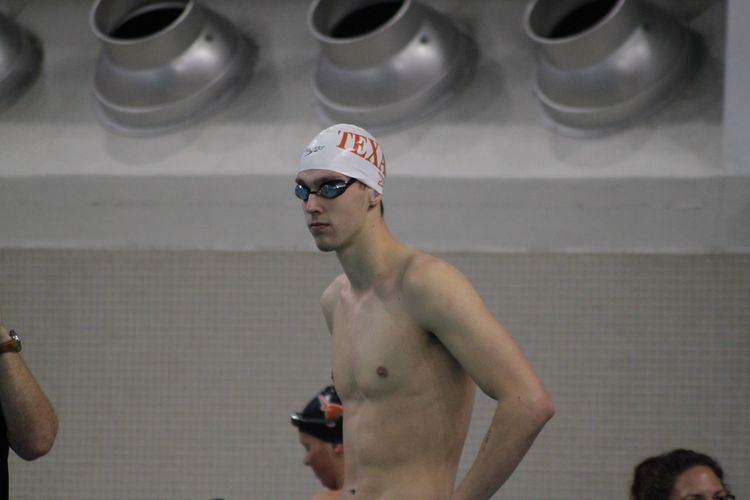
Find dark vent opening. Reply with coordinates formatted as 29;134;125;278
110;4;185;39
548;0;618;38
330;1;404;39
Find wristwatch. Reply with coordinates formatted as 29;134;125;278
0;330;22;355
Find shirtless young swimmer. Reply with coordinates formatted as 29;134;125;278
294;124;555;499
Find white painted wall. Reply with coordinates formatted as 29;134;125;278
724;0;750;175
1;0;747;252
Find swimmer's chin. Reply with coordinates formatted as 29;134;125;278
308;228;339;252
309;235;338;252
313;241;338;252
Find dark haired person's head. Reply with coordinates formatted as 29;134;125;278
291;386;344;491
631;449;734;500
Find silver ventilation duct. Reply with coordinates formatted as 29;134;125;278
524;0;698;137
0;11;42;114
90;0;254;135
308;0;475;130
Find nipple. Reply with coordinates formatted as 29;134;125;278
377;366;388;377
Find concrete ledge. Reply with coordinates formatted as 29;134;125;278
2;174;748;252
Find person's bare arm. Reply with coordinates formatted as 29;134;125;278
404;256;554;499
0;310;58;461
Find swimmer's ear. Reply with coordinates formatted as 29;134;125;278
368;189;382;208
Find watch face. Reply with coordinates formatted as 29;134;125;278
9;330;21;352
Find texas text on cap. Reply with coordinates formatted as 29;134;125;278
290;385;343;444
299;123;387;194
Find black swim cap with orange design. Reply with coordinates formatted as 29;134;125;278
290;385;343;444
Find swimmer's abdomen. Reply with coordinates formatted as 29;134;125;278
339;343;475;497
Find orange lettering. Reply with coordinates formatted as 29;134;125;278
365;138;381;169
337;131;386;177
350;133;368;159
336;130;354;150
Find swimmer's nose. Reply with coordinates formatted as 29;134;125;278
304;194;323;213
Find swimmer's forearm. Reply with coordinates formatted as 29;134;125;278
451;396;554;500
0;347;58;460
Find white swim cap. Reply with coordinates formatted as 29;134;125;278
299;124;386;194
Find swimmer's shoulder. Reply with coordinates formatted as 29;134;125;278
400;251;463;292
322;273;349;305
321;274;349;330
399;251;471;309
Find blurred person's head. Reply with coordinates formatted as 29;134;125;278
631;449;734;500
291;386;344;491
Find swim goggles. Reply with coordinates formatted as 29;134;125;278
295;178;358;201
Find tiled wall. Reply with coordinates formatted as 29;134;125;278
1;250;747;499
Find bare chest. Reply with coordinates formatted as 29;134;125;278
331;292;438;400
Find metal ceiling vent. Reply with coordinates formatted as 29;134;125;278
308;0;475;129
524;0;698;137
0;11;42;114
90;0;253;134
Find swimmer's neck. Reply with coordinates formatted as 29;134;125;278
336;224;407;292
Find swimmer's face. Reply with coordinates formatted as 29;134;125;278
296;169;370;252
298;431;342;490
668;465;731;500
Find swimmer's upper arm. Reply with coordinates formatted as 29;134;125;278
403;256;548;403
321;274;346;335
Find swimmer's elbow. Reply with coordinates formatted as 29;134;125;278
527;391;555;430
537;394;556;425
12;412;58;461
12;429;56;461
502;386;554;430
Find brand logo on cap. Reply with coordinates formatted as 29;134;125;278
336;129;387;188
318;394;344;426
304;145;325;157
